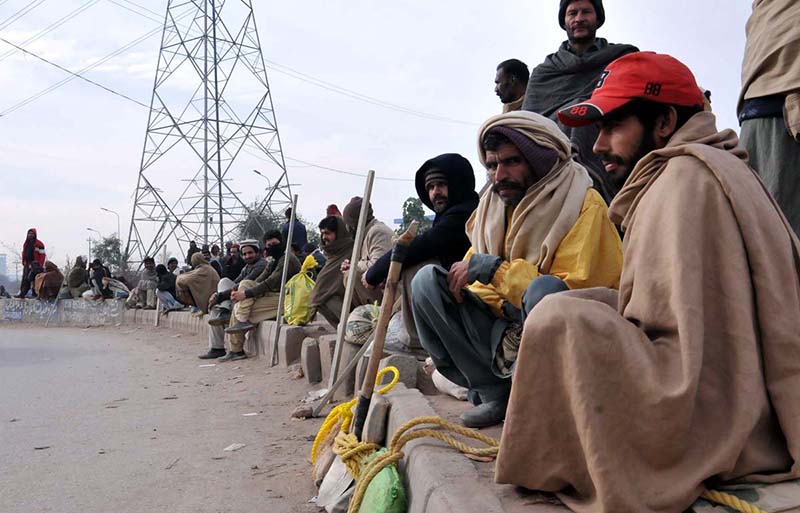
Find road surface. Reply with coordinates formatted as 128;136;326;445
0;323;320;513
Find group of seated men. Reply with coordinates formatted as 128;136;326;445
11;1;797;510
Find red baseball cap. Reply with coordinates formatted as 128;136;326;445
557;52;705;127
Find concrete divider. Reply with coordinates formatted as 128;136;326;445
384;384;505;513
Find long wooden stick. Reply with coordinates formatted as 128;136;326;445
327;170;375;388
311;337;373;418
270;194;298;366
352;222;417;439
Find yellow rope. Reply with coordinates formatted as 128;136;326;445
337;414;768;513
701;490;767;513
309;365;400;464
346;416;500;513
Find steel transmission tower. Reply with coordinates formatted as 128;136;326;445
125;0;291;266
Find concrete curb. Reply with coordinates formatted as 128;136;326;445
384;383;505;513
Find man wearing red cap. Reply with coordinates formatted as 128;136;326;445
496;52;800;513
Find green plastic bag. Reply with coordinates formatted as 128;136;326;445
358;448;407;513
284;255;317;326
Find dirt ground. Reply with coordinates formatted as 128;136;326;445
0;323;326;513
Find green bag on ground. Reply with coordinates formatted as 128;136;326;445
357;448;407;513
284;255;317;326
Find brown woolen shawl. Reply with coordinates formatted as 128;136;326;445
308;216;354;309
495;112;800;513
175;252;220;313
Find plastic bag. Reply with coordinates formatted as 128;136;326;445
284;255;317;325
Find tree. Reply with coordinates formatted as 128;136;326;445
91;235;123;272
237;204;321;248
397;197;432;235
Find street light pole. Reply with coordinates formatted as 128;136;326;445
100;207;121;239
86;228;101;259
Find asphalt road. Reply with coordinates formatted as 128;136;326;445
0;324;320;513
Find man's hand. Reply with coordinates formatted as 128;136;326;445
208;292;218;307
340;259;351;273
447;261;470;303
230;290;246;302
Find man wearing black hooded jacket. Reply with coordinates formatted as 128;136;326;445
365;153;479;351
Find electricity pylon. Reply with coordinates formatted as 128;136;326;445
124;0;291;266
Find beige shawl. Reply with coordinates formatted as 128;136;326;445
739;0;800;109
175;252;220;313
468;111;592;273
495;112;800;513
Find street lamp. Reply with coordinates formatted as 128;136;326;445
100;207;121;239
86;227;101;259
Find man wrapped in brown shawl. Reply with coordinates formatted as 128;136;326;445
309;215;354;328
175;252;220;314
497;55;800;513
34;261;64;301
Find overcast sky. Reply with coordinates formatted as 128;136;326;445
0;0;752;273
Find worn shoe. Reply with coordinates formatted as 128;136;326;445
198;348;226;359
224;320;254;334
207;307;231;326
459;398;508;428
217;351;247;362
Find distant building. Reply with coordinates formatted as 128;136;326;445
0;253;6;278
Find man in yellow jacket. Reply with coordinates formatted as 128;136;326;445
412;110;622;428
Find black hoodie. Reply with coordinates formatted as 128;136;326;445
365;153;479;286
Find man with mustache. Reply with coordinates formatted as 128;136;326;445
219;231;300;362
364;153;479;353
412;111;623;428
522;0;637;203
493;52;800;513
199;239;266;359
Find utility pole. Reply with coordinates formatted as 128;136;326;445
124;0;292;269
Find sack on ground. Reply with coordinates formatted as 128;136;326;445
284;255;317;326
345;303;379;346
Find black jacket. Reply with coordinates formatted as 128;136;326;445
365;153;479;286
157;272;177;297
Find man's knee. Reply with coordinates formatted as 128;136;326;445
523;275;568;316
411;264;447;306
238;279;256;291
217;277;235;293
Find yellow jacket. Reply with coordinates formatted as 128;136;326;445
466;188;622;317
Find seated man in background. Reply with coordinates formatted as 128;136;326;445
199;240;264;359
413;110;622;428
222;243;244;281
155;263;182;313
84;259;113;300
340;196;394;306
207;240;267;326
33;261;63;301
126;256;158;309
495;52;800;513
175;252;219;318
365;153;479;352
167;257;179;274
66;256;90;299
308;215;354;329
218;232;300;362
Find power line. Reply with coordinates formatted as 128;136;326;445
0;0;100;62
284;156;413;182
0;37;150;112
263;59;477;127
0;0;48;31
0;22;164;116
100;0;477;127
